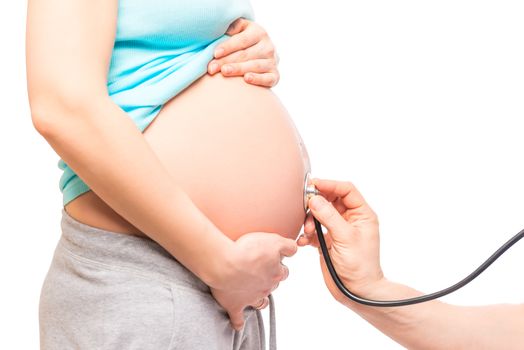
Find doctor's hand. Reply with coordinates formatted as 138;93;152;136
298;179;385;304
207;18;280;87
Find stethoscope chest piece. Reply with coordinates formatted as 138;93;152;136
304;173;524;307
303;172;319;212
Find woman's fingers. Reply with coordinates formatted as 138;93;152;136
210;48;249;72
214;19;264;59
224;18;250;36
206;19;280;87
228;310;245;331
251;296;270;310
244;72;279;87
276;237;298;258
279;263;289;281
220;58;276;76
208;45;279;78
208;59;280;86
212;38;276;67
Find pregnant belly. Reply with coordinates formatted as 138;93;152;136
66;74;310;240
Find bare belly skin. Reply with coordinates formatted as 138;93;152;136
65;74;311;241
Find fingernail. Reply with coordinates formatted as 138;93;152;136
209;62;218;73
223;65;233;74
309;196;327;210
215;47;224;57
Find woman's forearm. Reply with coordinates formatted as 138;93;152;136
27;0;233;286
348;279;524;349
33;95;232;287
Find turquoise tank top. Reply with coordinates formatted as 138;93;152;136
58;0;255;206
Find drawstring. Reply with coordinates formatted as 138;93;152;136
268;294;276;350
251;294;277;350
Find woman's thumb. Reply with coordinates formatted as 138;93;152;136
228;310;245;331
308;196;348;241
225;18;248;35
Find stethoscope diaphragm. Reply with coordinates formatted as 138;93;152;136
303;172;319;212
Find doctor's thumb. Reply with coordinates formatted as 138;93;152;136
308;196;349;240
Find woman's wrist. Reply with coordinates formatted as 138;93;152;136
185;222;235;289
200;232;252;290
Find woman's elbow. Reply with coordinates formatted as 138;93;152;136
30;102;61;138
29;87;107;138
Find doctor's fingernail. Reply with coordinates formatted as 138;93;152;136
309;196;327;210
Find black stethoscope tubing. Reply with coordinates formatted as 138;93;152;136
313;216;524;307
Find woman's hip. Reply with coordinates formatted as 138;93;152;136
39;210;264;350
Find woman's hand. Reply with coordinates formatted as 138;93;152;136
298;179;385;304
211;288;271;331
208;18;280;87
211;231;296;330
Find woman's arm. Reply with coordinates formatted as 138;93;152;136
26;0;295;295
301;179;524;349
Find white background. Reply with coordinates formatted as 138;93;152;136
2;1;523;349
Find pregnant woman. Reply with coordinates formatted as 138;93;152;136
27;0;310;349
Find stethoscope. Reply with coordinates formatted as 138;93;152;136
303;173;524;307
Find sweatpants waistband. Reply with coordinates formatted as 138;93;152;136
59;209;209;293
59;209;277;350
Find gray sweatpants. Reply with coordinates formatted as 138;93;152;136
39;210;276;350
